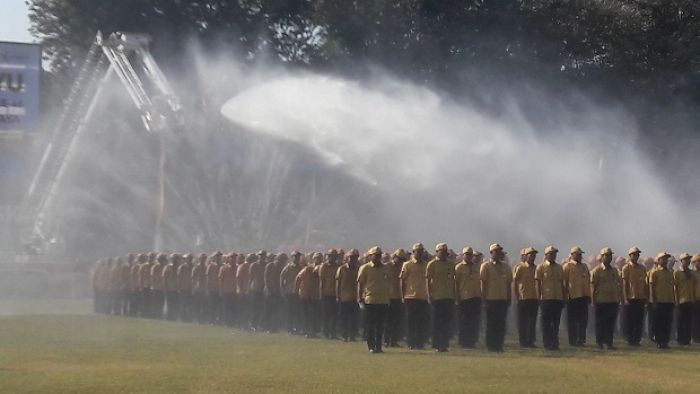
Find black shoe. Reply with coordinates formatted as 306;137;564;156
658;343;670;350
605;344;616;350
374;348;384;353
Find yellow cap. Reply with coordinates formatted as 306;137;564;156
412;243;424;251
392;249;410;259
327;248;338;255
523;247;538;255
544;246;558;254
628;247;641;255
462;246;474;255
347;248;360;257
489;243;503;252
599;247;613;256
656;251;671;260
291;250;302;256
679;252;691;260
691;254;700;263
367;246;382;255
435;243;448;252
245;253;257;261
570;246;584;254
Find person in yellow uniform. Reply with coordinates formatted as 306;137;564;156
191;253;208;324
563;246;590;347
131;255;146;316
281;251;303;335
674;253;695;346
590;247;621;350
513;247;538;348
219;253;238;327
692;254;700;344
455;246;481;348
649;252;674;349
150;254;167;319
109;258;125;315
357;246;391;353
264;252;285;333
480;243;512;352
317;249;339;339
295;254;320;338
535;246;565;351
426;243;456;352
336;248;360;341
162;253;181;321
385;249;408;347
400;243;430;350
177;253;194;322
621;247;647;346
248;251;267;331
205;251;223;324
123;254;136;316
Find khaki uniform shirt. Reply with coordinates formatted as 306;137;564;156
150;264;165;291
280;263;301;295
191;263;207;294
513;262;537;300
336;264;358;302
563;260;591;299
426;259;456;300
455;262;481;300
399;260;428;300
236;262;251;295
621;261;648;300
388;262;402;300
122;264;133;292
649;268;674;304
694;271;700;302
480;260;513;301
205;263;220;295
138;263;152;290
296;266;319;300
176;263;193;291
674;269;695;304
110;266;123;292
219;264;237;294
590;264;621;303
535;260;564;301
317;263;337;298
130;264;141;292
162;263;178;292
264;262;282;296
357;262;391;305
248;261;265;294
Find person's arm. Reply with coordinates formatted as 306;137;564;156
649;272;656;304
357;268;365;304
425;264;433;304
454;268;461;303
335;267;343;302
480;264;489;300
590;271;597;304
560;268;566;301
399;264;407;302
535;268;542;301
673;273;679;306
512;266;520;301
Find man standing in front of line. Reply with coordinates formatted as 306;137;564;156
426;243;456;352
513;247;538;348
535;246;565;351
649;251;674;349
563;246;590;347
400;243;430;350
357;246;391;354
590;247;621;350
621;247;647;346
480;243;512;352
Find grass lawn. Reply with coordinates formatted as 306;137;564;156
1;301;699;393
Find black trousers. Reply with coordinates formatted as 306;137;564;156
623;299;646;345
165;291;179;321
152;290;165;319
236;294;249;327
458;298;481;347
250;292;264;329
653;303;674;345
692;302;700;343
384;299;403;346
321;296;338;338
222;293;237;327
567;297;589;346
127;291;138;316
265;295;281;332
431;299;454;350
301;298;319;335
365;304;388;351
517;299;538;346
207;293;221;324
339;301;359;340
284;295;300;333
677;302;693;345
485;300;509;351
405;299;430;348
178;291;192;322
594;303;618;346
541;300;563;350
193;293;206;323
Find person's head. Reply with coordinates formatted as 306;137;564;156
291;251;302;265
599;248;613;266
312;252;323;265
157;253;167;265
435;243;449;261
412;243;425;262
523;247;537;264
392;249;409;265
473;252;483;265
569;246;584;263
489;243;504;262
461;247;474;264
127;253;135;264
656;252;670;269
148;252;157;263
367;246;383;265
544;246;558;263
137;253;147;263
245;253;257;263
692;254;700;269
326;249;339;265
628;247;641;263
198;253;207;264
171;253;181;265
679;253;691;270
183;253;193;264
277;253;288;265
347;248;360;266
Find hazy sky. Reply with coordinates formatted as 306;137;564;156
1;0;33;43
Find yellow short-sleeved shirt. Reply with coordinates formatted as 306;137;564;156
694;271;700;302
176;263;193;291
399;260;428;300
336;264;358;302
480;260;513;301
388;262;403;300
674;269;694;304
280;264;301;295
649;268;674;304
150;264;165;291
535;261;564;300
513;262;537;300
563;260;591;299
590;264;621;303
621;261;648;300
455;262;481;300
426;259;456;300
317;263;337;297
357;262;391;305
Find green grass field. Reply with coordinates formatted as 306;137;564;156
1;300;700;393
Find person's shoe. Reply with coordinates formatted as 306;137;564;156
374;348;384;354
658;343;671;350
369;349;376;354
605;344;616;350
